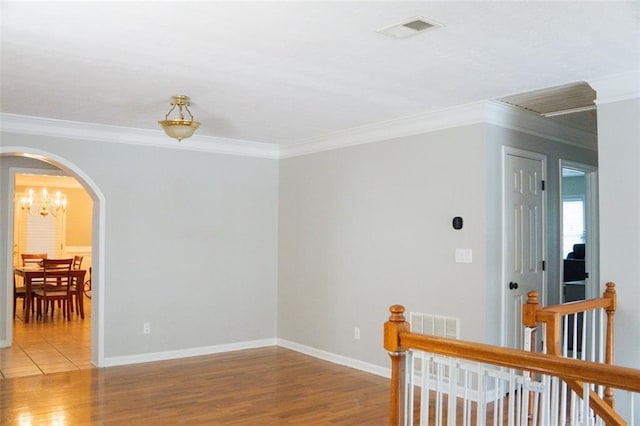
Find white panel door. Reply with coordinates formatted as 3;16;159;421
504;151;546;349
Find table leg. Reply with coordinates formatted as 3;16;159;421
76;273;85;319
78;288;85;319
24;276;31;323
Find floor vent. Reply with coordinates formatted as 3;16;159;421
376;16;442;39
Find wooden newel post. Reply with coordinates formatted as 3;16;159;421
603;282;617;408
523;291;540;328
384;305;410;426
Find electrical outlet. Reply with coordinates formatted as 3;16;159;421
143;322;151;334
354;327;360;340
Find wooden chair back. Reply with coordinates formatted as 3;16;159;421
73;255;83;269
21;253;48;266
42;258;73;290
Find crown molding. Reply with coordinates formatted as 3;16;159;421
484;101;598;151
0;113;280;159
589;71;640;105
279;102;487;158
2;98;598;161
280;100;596;158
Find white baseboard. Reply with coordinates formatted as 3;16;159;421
98;337;392;381
0;338;10;348
103;338;277;367
277;338;390;379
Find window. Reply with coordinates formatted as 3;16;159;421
563;198;585;258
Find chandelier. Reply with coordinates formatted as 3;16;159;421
20;188;67;217
158;95;201;141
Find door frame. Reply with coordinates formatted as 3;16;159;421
558;160;599;300
0;147;106;367
501;146;548;347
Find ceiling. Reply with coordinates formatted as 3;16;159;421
1;2;638;148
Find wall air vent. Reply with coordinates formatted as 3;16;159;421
377;16;442;39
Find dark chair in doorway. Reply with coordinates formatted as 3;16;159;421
563;243;586;283
563;243;586;354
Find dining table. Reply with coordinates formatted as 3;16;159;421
14;266;87;323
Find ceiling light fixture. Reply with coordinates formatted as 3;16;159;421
20;188;67;217
158;95;201;141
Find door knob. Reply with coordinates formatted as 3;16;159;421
509;281;519;290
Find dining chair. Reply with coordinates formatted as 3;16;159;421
70;255;84;315
32;258;74;321
14;253;48;319
13;279;25;320
21;253;48;266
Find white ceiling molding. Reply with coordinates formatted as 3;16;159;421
484;101;598;151
589;71;640;105
279;102;488;158
2;102;597;161
0;113;280;160
280;100;597;158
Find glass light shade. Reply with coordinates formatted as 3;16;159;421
159;120;201;141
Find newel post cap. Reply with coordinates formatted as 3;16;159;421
604;282;617;312
384;305;410;352
522;291;540;327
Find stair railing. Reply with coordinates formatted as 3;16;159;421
384;304;640;425
523;283;620;423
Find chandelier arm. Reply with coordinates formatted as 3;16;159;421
183;104;195;121
177;104;185;121
164;102;178;121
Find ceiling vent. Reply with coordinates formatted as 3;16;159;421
377;16;442;39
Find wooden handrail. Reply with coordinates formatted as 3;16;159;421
523;283;616;326
385;304;639;426
524;282;618;415
398;331;640;393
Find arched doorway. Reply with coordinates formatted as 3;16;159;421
0;147;105;367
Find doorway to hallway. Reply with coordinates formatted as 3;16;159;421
559;161;599;303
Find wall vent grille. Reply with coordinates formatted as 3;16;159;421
409;312;460;378
409;311;460;339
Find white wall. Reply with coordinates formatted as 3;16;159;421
278;125;488;368
278;118;598;370
0;132;279;362
597;96;640;371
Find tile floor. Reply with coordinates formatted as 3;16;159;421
0;299;92;379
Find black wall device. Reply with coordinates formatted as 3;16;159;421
452;216;463;230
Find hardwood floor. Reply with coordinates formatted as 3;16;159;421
0;346;392;425
0;306;507;424
0;298;92;378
